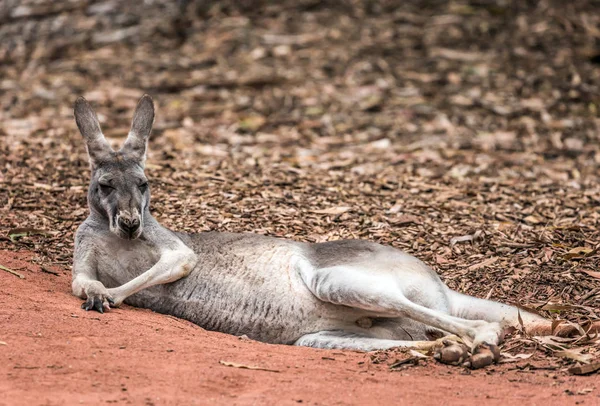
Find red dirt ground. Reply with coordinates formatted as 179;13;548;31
1;249;598;406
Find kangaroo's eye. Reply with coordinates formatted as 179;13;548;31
139;182;148;192
99;184;114;194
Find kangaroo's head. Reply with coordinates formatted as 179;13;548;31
74;95;155;240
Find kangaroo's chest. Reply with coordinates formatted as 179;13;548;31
96;235;159;288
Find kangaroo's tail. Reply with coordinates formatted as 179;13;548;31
447;289;600;337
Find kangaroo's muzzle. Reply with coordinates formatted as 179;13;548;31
115;211;142;239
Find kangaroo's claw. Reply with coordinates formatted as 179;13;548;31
81;294;112;313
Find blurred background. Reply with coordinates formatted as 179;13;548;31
1;0;599;311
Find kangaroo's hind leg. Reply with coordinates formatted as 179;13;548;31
299;255;503;367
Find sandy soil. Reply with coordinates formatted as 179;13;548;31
0;250;598;406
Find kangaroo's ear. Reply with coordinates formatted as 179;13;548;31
120;94;154;166
74;97;113;166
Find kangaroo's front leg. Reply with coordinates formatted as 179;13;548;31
107;240;197;307
72;233;113;313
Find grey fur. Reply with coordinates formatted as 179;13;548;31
72;95;551;361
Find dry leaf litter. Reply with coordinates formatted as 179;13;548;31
1;0;599;374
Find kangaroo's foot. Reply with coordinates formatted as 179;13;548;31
462;321;502;369
466;342;501;369
428;334;500;369
433;341;500;369
432;336;470;366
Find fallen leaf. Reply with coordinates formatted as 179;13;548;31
577;388;594;395
541;303;579;312
33;182;53;190
540;335;580;344
534;336;569;351
569;362;600;375
429;47;484;62
407;350;427;359
555;349;593;364
387;203;402;214
41;266;60;276
518;308;524;331
524;215;543;225
467;256;498;271
567;246;593;255
305;106;324;116
311;206;351;215
564;138;584;151
391;215;419;226
389;357;421;369
520;98;545;111
8;228;52;242
581;270;600;279
219;360;279;373
359;94;383;111
238;115;266;132
450;234;473;246
498;353;533;363
551;319;565;334
436;255;449;264
564;247;595;260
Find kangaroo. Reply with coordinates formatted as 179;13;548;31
72;95;597;369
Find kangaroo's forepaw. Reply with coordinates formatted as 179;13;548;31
433;337;470;366
81;295;113;313
465;343;500;369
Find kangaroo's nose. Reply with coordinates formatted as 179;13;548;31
118;216;140;235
